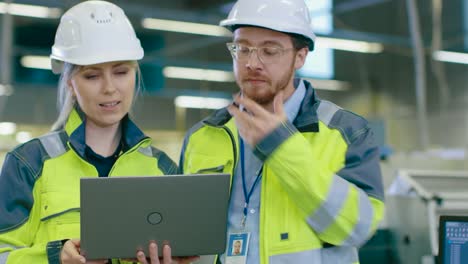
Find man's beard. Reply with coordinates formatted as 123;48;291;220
242;61;295;106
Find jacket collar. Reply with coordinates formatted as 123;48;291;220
65;107;149;157
293;79;320;132
203;78;320;132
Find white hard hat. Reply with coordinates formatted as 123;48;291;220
220;0;316;50
50;0;144;74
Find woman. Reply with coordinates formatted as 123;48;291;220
0;1;197;263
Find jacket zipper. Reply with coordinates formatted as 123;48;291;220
202;121;238;177
108;137;151;175
221;126;237;177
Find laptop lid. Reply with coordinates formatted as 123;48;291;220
438;215;468;264
80;173;230;260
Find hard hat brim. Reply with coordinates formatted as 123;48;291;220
50;48;143;74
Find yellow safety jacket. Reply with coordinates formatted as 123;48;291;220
180;80;385;264
0;109;177;263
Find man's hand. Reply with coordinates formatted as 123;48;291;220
135;241;200;264
228;91;287;146
61;239;108;264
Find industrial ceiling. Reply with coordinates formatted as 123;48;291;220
0;0;467;138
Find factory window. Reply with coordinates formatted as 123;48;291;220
299;0;334;79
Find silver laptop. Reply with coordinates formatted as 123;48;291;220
80;173;230;260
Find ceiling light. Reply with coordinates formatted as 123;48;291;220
16;131;32;143
20;55;51;70
142;18;231;37
175;96;231;109
302;78;351;91
317;37;383;53
0;84;13;96
433;50;468;64
0;122;17;136
0;2;61;18
163;66;235;82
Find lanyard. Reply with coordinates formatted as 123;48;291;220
240;138;263;229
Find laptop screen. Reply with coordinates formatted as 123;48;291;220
439;215;468;264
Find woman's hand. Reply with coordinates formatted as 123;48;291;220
135;241;200;264
60;238;108;264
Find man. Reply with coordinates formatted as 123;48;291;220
179;0;385;263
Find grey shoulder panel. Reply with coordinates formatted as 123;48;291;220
316;100;341;127
317;100;368;145
138;145;153;157
38;131;67;159
0;131;68;232
138;146;178;175
317;100;383;200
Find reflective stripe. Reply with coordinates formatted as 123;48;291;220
138;146;178;174
0;251;9;263
269;246;358;264
317;100;341;126
307;175;349;233
342;189;374;247
0;243;24;263
0;244;24;250
39;132;66;158
321;246;359;263
138;145;153;157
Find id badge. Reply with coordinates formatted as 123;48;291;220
225;232;250;264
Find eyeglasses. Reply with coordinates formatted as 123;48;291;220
226;42;294;64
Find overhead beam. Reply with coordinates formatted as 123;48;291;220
144;36;228;58
9;0;413;51
334;0;391;14
324;29;411;47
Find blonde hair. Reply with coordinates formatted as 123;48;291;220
51;61;142;131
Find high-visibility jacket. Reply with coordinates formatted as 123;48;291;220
180;79;385;264
0;109;177;264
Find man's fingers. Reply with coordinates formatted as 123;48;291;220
149;242;159;264
162;245;172;264
74;255;86;264
61;239;86;264
228;104;257;137
232;94;269;118
227;104;254;125
70;238;81;247
136;250;148;264
229;92;287;146
227;103;241;117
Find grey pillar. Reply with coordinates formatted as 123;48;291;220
465;0;468;50
0;0;14;119
406;0;430;150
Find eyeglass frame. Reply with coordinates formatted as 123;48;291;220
226;42;296;65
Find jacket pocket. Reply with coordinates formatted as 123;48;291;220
196;164;226;173
40;190;80;241
264;169;322;255
184;153;233;175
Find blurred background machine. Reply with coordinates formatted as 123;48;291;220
386;169;468;264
